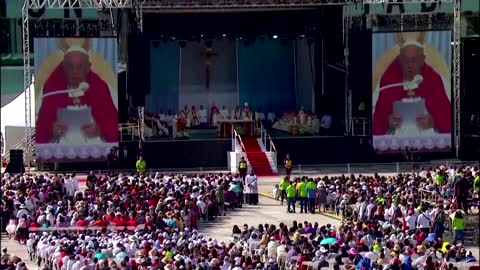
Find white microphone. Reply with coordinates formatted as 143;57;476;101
412;74;423;84
379;74;423;92
42;82;90;98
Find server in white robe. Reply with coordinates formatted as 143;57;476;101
245;172;258;205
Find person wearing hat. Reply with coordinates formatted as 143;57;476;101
238;157;248;182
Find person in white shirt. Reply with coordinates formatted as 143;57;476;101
405;210;417;232
198;105;208;126
416;209;432;234
266;238;278;259
245;172;258;205
276;241;287;267
220;105;230;120
16;205;29;220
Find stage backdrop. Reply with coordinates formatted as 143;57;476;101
238;38;296;115
34;38;118;161
372;31;452;153
146;37;314;118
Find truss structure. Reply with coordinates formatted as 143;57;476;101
27;0;132;9
21;0;461;165
452;0;461;157
137;0;452;9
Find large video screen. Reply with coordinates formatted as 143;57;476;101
372;31;452;153
34;38;118;160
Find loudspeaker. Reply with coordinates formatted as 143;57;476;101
5;149;25;174
127;34;150;107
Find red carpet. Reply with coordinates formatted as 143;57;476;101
241;136;275;176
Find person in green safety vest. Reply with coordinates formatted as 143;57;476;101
473;171;480;194
306;178;317;214
297;178;308;213
286;182;297;213
279;177;290;206
450;210;465;245
136;155;146;174
435;169;445;195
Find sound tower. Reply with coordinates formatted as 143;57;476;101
127;34;150;107
5;149;25;174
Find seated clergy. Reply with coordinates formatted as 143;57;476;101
198;105;208;126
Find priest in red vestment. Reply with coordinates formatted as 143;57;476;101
373;39;451;135
36;40;118;144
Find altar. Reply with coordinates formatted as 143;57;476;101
217;119;255;138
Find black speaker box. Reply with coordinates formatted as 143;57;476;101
5;149;25;174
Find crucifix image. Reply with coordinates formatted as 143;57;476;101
202;46;218;90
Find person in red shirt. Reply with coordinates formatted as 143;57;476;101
75;216;88;227
126;213;138;231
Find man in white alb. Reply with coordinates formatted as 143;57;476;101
198;105;208;126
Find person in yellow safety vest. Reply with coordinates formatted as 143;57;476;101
286;182;296;213
136;155;146;174
297;178;308;213
450;210;465;245
306;178;317;214
238;157;248;182
284;153;293;178
279;177;290;205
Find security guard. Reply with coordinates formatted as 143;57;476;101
284;154;293;178
136;155;146;174
238;157;248;182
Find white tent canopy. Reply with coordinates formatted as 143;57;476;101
1;76;36;136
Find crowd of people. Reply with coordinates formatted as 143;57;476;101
0;171;252;270
1;164;479;270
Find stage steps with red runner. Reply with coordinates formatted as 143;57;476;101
241;136;275;176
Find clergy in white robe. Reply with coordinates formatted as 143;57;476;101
245;172;258;205
220;105;230;120
198;105;208;125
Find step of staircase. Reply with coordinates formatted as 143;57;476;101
241;136;276;176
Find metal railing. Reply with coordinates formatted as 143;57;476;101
233;128;246;152
3;129;35;164
119;123;139;142
278;160;480;175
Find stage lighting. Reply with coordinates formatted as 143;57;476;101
222;34;227;37
272;35;278;39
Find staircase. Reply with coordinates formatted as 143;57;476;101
241;136;275;176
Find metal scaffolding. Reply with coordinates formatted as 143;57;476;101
134;2;146;141
21;0;461;167
452;0;461;157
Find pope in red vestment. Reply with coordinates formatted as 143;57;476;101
36;48;118;143
373;44;451;135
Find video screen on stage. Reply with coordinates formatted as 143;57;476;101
145;37;318;140
34;38;118;161
372;31;452;153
